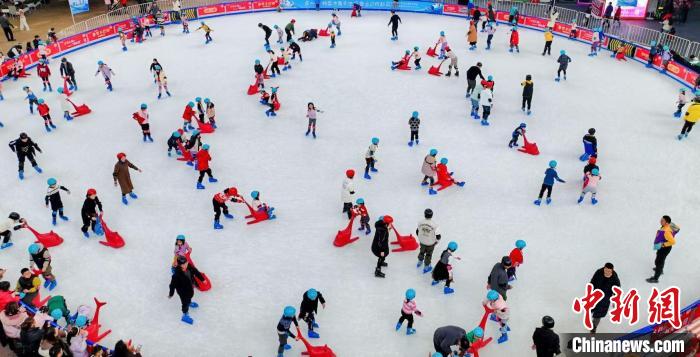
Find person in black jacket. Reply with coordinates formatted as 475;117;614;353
372;216;391;278
298;288;325;338
589;262;620;333
169;255;199;324
583;128;597;158
45;178;70;225
259;23;272;46
387;11;401;40
59;57;77;90
472;8;482;29
466;62;485;95
488;256;512;300
9;133;43;180
532;315;561;357
521;74;534;114
288;39;302;61
80;189;103;238
19;317;44;357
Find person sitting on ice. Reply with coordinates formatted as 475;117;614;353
167;130;184;157
483;289;510;343
509;123;526;148
429;158;465;195
391;50;411;70
260;90;271;105
251;191;275;219
298;29;318;42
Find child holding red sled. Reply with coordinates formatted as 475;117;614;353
132;103;153;142
182;101;197;132
391;50;411;70
353;198;370;235
429;158;465;195
508;123;526;148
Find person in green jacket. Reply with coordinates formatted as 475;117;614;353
45;295;70;325
285;19;296;42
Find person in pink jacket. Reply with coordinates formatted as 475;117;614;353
578;168;601;205
0;301;28;339
484;289;510;343
395;288;421;335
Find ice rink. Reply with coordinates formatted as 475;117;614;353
1;9;699;356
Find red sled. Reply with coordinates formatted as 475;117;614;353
66;98;91;117
24;224;64;248
32;291;51;308
428;64;443;76
247;84;259;95
85;298;111;343
518;135;540;156
185;252;212;291
273;100;281;111
196;120;215;134
62;77;73;97
396;63;411;71
389;223;419;252
297;327;337;357
426;44;438;57
464;305;495;357
263;64;271;79
18;68;30;78
242;199;275;225
176;142;194;163
97;214;125;249
318;28;330;36
334;214;359;247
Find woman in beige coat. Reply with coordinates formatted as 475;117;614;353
113;152;142;205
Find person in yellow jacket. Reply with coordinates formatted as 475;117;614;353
542;29;554;56
646;215;680;283
196;21;213;44
15;268;41;307
678;94;700;140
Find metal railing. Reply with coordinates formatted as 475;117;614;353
57;0;700;59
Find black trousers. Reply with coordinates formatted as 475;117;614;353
271;62;280;74
558;66;567;77
17;153;38;172
265;34;271;45
179;293;192;314
81;213;96;233
302;311;316;330
653;246;672;278
543;41;552;55
66;74;77;87
342;202;353;219
681;121;695;135
364;157;375;174
538;184;553;198
482;105;491;120
522;96;532;110
376;255;385;269
2;27;13;41
213;199;229;221
198;169;212;183
285;29;292;42
0;231;11;244
391;26;398;37
398;311;414;328
410;130;419;141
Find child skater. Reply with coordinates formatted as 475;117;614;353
118;28;127;51
674;88;688;118
331;13;341;35
467;20;478;50
37;99;56;132
353;198;370;235
470;81;484;119
204;98;216;128
391;50;411;70
254;59;265;90
445;47;458;77
589;30;600;56
195;97;205;122
364;137;379;180
508;123;526;148
268;49;281;77
28;243;57;291
289;39;302;61
181;13;190;33
24;86;39;114
555;50;571;82
507;239;526;281
274;25;284;44
250;190;275;219
182;101;197;132
431;241;459;294
480;83;494;126
578;168;601;205
396;288;422;335
172;235;192;270
265;87;279;117
95;61;115;91
80;188;103;238
509;26;520;53
55;88;73;121
150;58;163;84
276;306;299;356
330;29;336;48
45;177;70;226
212;187;240;229
542;29;553;56
167;130;183;157
534;160;566;206
305;102;322;138
37;59;52;92
521;74;533;115
437;31;447;59
196;22;213;44
408;111;420;146
486;21;496;50
196;144;217;189
411;46;422;70
280;47;291;71
157;73;171;99
298;289;325;339
484;290;510;343
132;103;153;142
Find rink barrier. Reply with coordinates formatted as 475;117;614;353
2;0;697;88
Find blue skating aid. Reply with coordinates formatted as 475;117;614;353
497;333;509;344
577;196;584;204
533;199;541;206
196;182;205;190
121;196;128;205
423;265;432;274
308;330;320;338
214;220;223;229
189;301;199;308
395;322;402;331
428;188;437;195
592;198;598;205
364;173;371;180
224;213;234;219
431;280;439;286
181;313;194;324
208;177;218;183
19;171;24;180
406;328;416;335
546;197;552;205
481;120;489;126
444;286;454;294
33;166;42;173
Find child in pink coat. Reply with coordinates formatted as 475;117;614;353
484;289;510;343
396;288;421;335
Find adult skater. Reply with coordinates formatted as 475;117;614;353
9;133;43;180
533;160;565;206
432;326;483;357
372;216;391;278
466;62;485;95
276;306;299;356
388;11;401;40
0;212;25;250
59;57;77;91
284;19;295;42
113;153;142;205
532;316;561;357
589;262;620;333
212;187;240;229
341;169;356;219
259;23;273;46
168;255;199;324
45;178;70;225
677;94;699;140
555;50;571;81
646;215;679;283
488;256;512;300
298;288;325;338
416;208;441;273
28;243;57;291
421;149;438;186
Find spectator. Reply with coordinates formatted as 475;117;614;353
678;0;690;23
39;326;66;356
18;7;29;31
584;4;592;27
613;6;621;27
662;18;674;33
104;0;112;12
67;326;89;357
589;262;620;333
603;2;614;29
113;339;142;357
0;302;28;342
7;45;21;59
33;35;40;49
47;28;58;43
19;316;44;356
0;14;15;41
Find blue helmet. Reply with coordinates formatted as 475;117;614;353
356;198;364;204
519;123;526;128
512;26;517;31
591;168;599;175
97;60;104;65
28;243;41;255
75;315;87;327
447;241;458;251
57;87;64;94
202;144;210;150
283;306;296;317
440;31;445;36
549;160;557;168
472;327;484;338
429;149;438;156
486;289;499;301
307;288;318;300
273;25;279;29
440;158;448;165
251;190;260;199
405;288;416;300
37;99;45;104
255;59;261;65
195;97;202;102
487;75;493;81
412;111;419;118
272;87;278;93
140;103;147;110
515;239;526;249
560;50;566;55
188;101;195;107
47;178;57;186
371;137;379;145
50;309;63;320
200;21;205;25
176;234;186;241
173;131;181;138
204;98;210;103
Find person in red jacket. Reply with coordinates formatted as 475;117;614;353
353;198;371;235
132;103;153;142
509;26;520;53
428;158;465;195
212;187;241;229
37;99;56;132
36;59;52;92
182;101;197;132
195;144;217;189
507;240;526;281
0;281;20;311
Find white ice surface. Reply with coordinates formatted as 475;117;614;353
0;10;699;357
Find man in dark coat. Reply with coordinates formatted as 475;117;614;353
488;256;512;300
59;57;77;90
532;315;561;357
169;256;199;324
9;133;42;179
589;262;620;333
371;216;390;278
466;62;485;95
258;23;272;46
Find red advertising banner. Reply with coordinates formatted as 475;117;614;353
86;25;116;42
225;1;251;12
252;0;279;10
523;16;547;29
443;4;465;15
197;4;226;17
495;11;509;22
58;34;88;53
553;22;572;36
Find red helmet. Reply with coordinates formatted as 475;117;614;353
346;169;355;178
117;152;126;160
291;19;296;23
226;187;238;196
87;188;97;196
383;215;394;224
444;46;451;52
588;156;597;164
177;128;184;134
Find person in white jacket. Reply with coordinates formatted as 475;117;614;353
547;9;559;29
416;208;441;273
341;169;356;219
56;87;73;121
479;85;494;126
0;212;25;250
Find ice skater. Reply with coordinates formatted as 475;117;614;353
555;50;571;82
416;208;441;273
330;13;341;35
212;187;240;229
250;190;275;219
470;81;484;119
37;59;52;92
285;19;296;42
509;123;526;148
507;240;526;281
276;306;299;356
521;75;533;114
330;29;336;48
268;49;281;77
157;72;171;99
542;29;553;56
534;160;566;206
388;11;401;40
569;19;578;39
486;21;496;50
23;86;39;114
444;47;458;77
298;289;325;339
45;177;70;225
678;94;699;140
580;128;598;160
364;137;379;180
421;149;438;187
408;111;420;146
204;98;216;128
196;22;213;44
509;26;520;53
258;23;272;46
149;58;164;83
182;101;197;132
169;255;200;324
94;60;115;91
391;50;411;70
196;144;217;189
589;30;601;56
353;198;370;235
411;46;422;70
132;103;153;142
0;212;25;250
181;13;190;33
436;31;447;59
274;25;283;44
396;288;421;335
467;20;478;50
480;82;494;125
484;290;510;343
578;168;601;205
113;152;142;205
371;216;391;278
289;39;302;61
28;243;57;291
265;87;279;117
341;169;356;218
305;102;322;138
118;28;127;51
80;188;102;238
60;57;77;91
37;99;56;132
9;132;43;180
431;241;459;294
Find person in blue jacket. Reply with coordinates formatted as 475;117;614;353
534;160;565;205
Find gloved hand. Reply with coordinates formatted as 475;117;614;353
654;243;662;250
